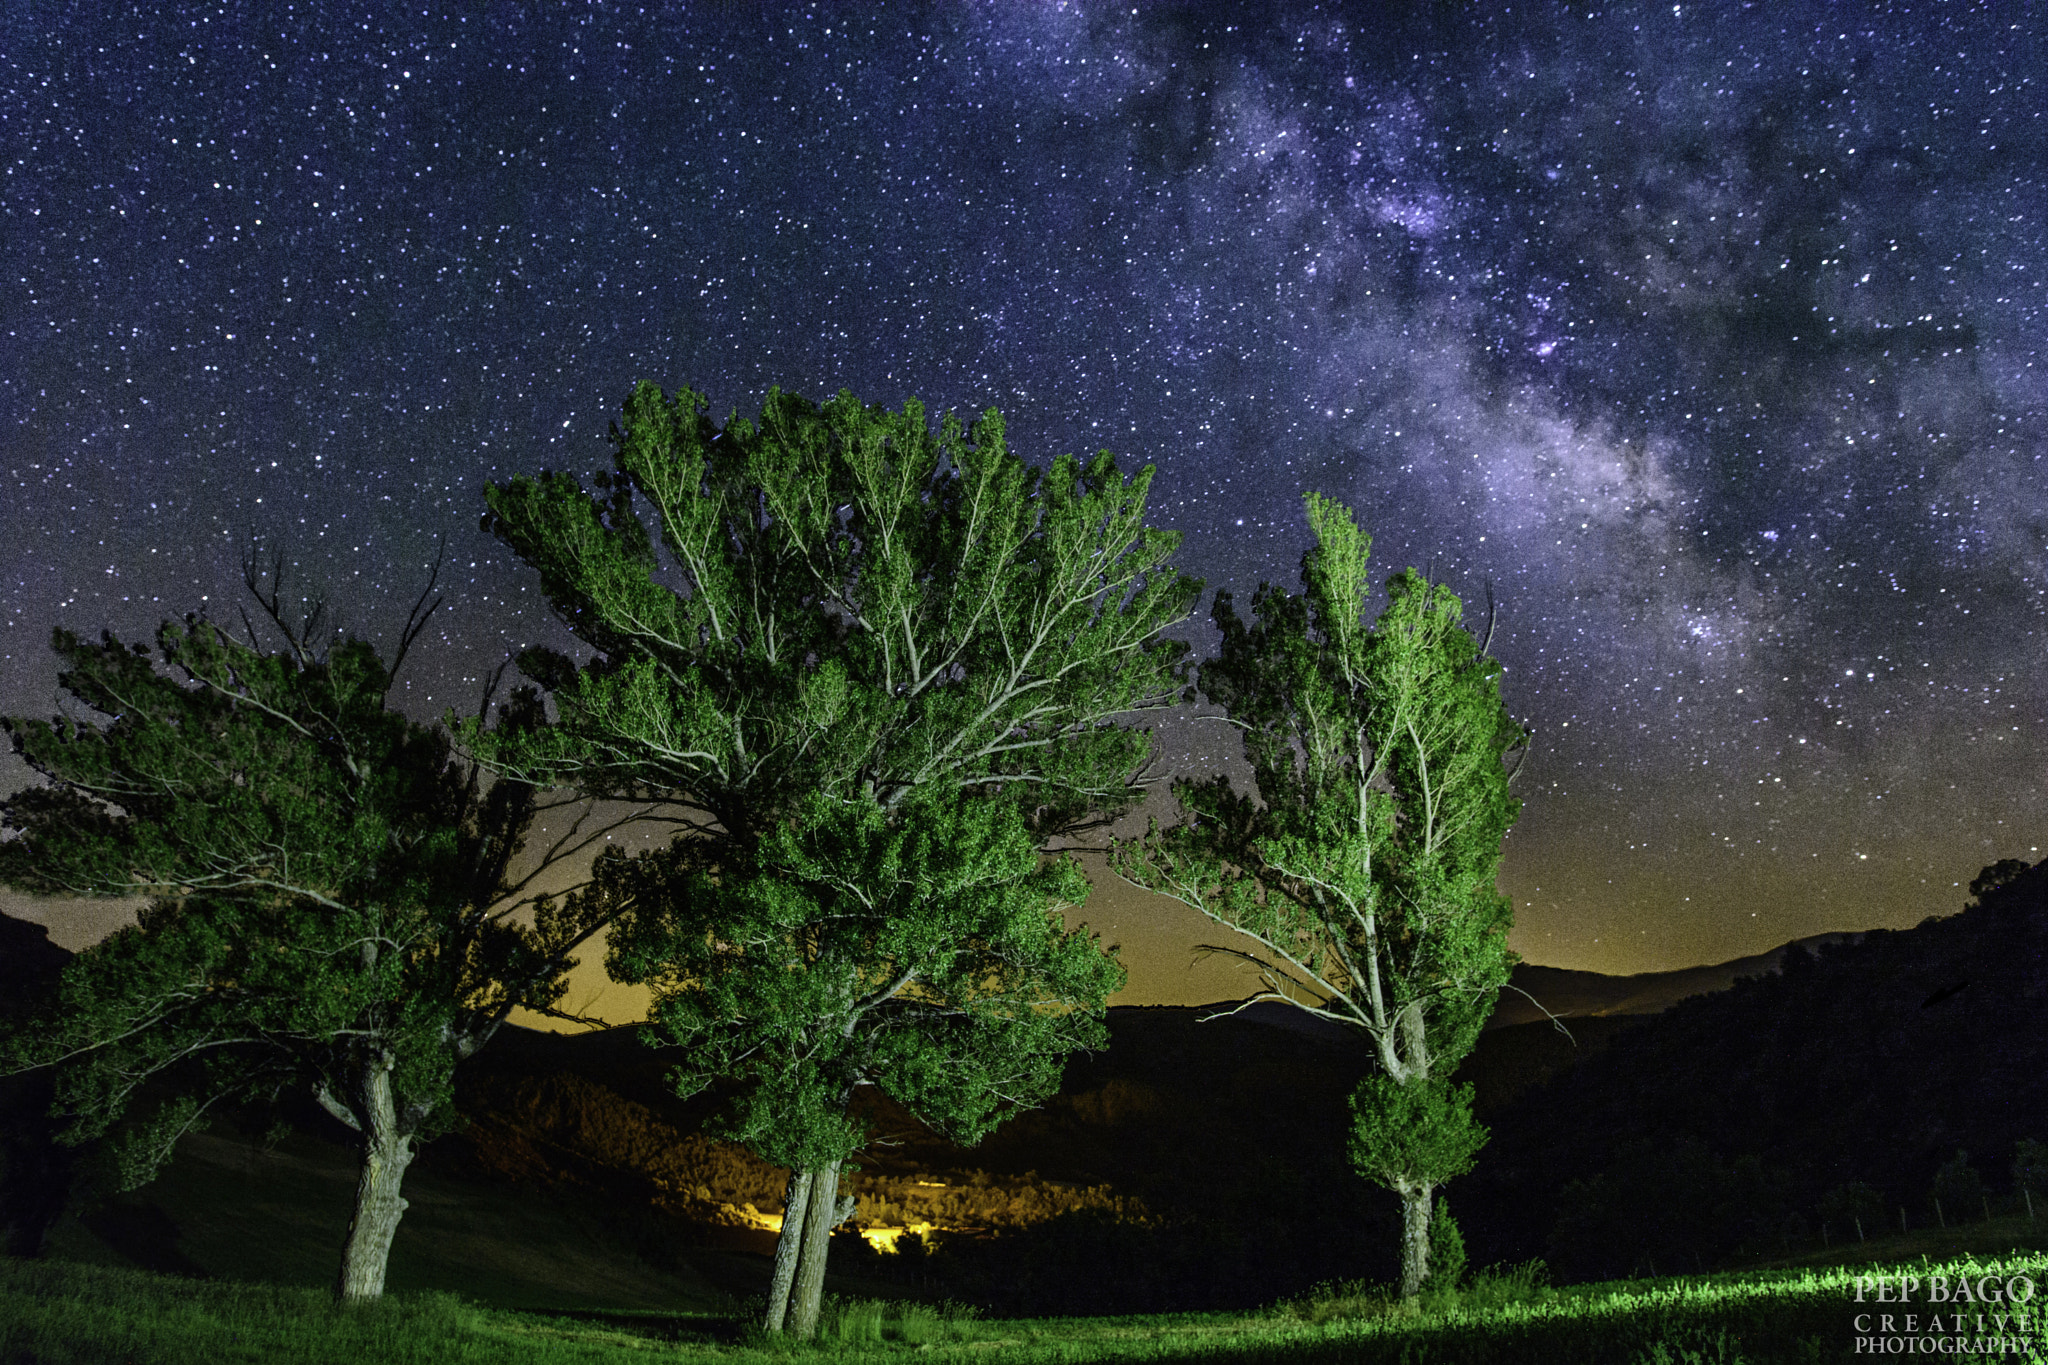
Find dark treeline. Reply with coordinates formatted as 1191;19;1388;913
0;915;70;1257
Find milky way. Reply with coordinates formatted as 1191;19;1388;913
3;3;2043;978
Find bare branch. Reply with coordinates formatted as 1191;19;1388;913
389;538;447;684
1497;982;1577;1042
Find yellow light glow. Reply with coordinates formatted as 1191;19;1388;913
858;1221;936;1254
730;1202;783;1233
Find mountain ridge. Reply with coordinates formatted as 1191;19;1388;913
1489;931;1869;1028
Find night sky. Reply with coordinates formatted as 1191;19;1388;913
4;3;2044;999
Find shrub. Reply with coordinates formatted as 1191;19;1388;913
1931;1150;1985;1222
1454;1259;1553;1314
1632;1329;1749;1365
1276;1277;1393;1324
1425;1199;1467;1292
815;1296;982;1346
1819;1180;1884;1239
2012;1139;2048;1200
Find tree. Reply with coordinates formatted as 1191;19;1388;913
1348;1073;1488;1291
1111;492;1526;1299
1969;859;2033;905
1931;1150;1985;1224
1821;1179;1885;1241
0;559;622;1302
476;382;1198;1336
602;784;1123;1332
1422;1196;1467;1294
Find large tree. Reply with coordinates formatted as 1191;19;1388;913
477;382;1197;1336
1111;493;1527;1299
0;562;623;1302
599;783;1123;1333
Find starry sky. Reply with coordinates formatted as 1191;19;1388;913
3;3;2044;993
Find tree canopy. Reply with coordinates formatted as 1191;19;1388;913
475;382;1196;827
604;785;1121;1166
478;382;1198;1335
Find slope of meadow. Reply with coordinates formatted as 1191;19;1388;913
10;1251;2048;1364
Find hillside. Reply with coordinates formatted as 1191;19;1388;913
1462;858;2048;1280
0;913;68;1258
435;1001;1393;1313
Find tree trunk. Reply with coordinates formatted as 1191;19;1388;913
786;1158;842;1340
763;1167;814;1333
1396;1179;1434;1301
335;1059;416;1304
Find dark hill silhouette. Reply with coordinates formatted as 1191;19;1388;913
440;1001;1394;1313
0;912;67;1004
1489;933;1866;1028
1462;858;2048;1281
0;911;71;1254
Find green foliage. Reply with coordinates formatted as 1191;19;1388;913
1276;1277;1397;1325
481;383;1193;1321
1348;1076;1488;1192
605;784;1124;1171
10;1251;2048;1364
1113;493;1524;1085
104;1093;205;1194
0;603;592;1197
1452;1260;1552;1315
1112;493;1524;1297
2;624;428;909
1426;1200;1468;1293
1283;1259;1552;1325
813;1296;984;1347
1630;1330;1749;1365
474;383;1198;830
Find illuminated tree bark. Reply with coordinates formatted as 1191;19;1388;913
786;1159;843;1339
332;1055;416;1304
763;1168;813;1332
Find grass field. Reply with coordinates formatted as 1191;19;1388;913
7;1250;2048;1364
33;1119;823;1316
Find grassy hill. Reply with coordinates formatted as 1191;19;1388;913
12;1248;2048;1364
50;1125;758;1314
